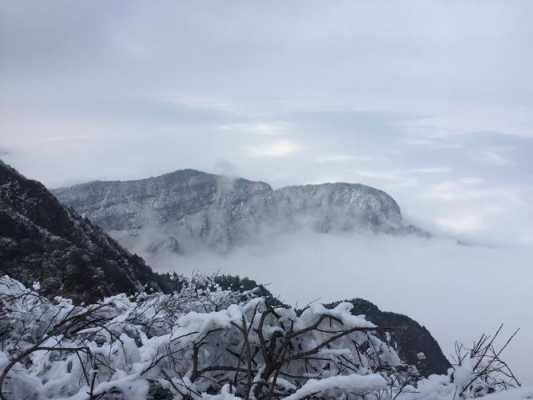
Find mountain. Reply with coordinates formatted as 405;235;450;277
0;160;171;303
53;169;428;257
0;161;449;376
328;298;451;376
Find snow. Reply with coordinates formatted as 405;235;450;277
303;302;376;329
282;373;387;400
0;275;523;400
202;384;242;400
53;171;412;258
480;388;533;400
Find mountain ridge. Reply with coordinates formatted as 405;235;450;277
0;161;449;377
0;160;171;303
53;168;429;258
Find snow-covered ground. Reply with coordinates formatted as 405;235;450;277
153;233;533;385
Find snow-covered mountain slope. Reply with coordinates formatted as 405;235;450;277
53;169;428;257
0;160;170;303
0;162;451;379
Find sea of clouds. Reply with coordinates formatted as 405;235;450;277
149;231;533;384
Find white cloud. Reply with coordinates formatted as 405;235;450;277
219;121;291;136
405;167;452;174
246;139;300;158
316;154;375;164
477;149;513;166
152;232;533;385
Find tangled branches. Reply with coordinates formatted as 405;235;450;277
452;325;521;398
0;275;522;400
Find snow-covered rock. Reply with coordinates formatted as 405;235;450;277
53;169;428;257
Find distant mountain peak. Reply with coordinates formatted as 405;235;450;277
53;169;429;258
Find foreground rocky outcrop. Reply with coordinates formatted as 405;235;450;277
328;298;451;376
53;169;428;257
0;160;170;303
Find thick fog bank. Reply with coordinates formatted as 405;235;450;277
151;233;533;384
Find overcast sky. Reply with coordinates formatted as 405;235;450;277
1;1;533;245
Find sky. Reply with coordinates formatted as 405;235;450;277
2;1;533;246
1;0;533;382
2;1;533;245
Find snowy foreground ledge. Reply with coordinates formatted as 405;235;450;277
0;275;525;400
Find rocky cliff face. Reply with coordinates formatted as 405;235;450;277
54;169;427;257
0;161;169;303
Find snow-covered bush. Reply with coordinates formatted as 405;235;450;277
0;275;522;400
450;327;521;398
